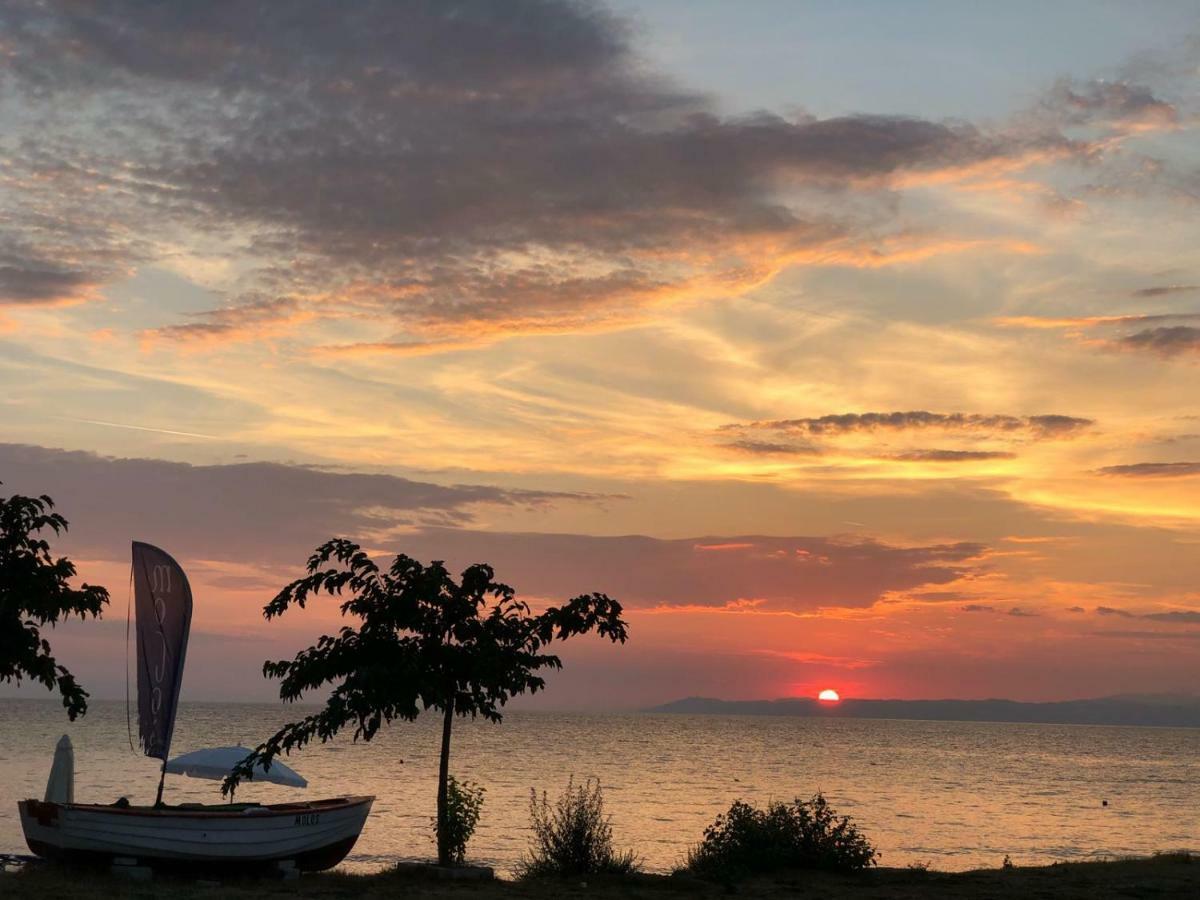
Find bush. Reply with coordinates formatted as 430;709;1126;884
517;777;639;878
430;775;485;865
685;793;877;879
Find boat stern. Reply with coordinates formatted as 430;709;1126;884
17;799;65;860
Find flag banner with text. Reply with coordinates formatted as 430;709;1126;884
132;541;192;761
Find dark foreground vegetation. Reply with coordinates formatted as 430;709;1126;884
517;778;638;878
4;854;1198;900
686;793;877;877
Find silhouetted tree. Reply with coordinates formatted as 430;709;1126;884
0;484;109;719
224;539;628;866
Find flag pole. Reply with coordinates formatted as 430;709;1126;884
154;758;168;807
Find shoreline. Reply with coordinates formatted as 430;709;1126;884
3;854;1199;899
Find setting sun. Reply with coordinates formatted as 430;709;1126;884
818;689;841;703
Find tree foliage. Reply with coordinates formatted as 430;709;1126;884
224;539;628;865
0;485;109;719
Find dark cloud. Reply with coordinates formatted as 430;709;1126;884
1040;78;1178;131
1145;611;1200;624
1097;461;1200;478
390;529;985;612
1008;607;1038;617
914;591;970;602
1132;285;1199;298
1002;313;1200;359
0;442;609;563
721;439;822;456
961;604;995;613
1115;326;1200;358
722;411;1093;438
1094;630;1200;641
0;443;983;612
1026;414;1098;436
1095;606;1200;625
0;0;1082;344
0;265;94;305
892;449;1016;462
146;296;309;343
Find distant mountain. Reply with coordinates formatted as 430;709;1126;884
648;695;1200;728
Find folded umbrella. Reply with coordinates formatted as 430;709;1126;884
44;735;75;803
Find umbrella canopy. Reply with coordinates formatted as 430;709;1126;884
164;746;307;788
44;735;74;804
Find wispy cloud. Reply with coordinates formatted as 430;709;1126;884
997;314;1200;359
1115;326;1200;358
1096;462;1200;478
1132;285;1200;298
891;449;1017;462
721;411;1094;437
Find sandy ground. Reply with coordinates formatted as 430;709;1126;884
3;854;1199;899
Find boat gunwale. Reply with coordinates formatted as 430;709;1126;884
21;795;374;819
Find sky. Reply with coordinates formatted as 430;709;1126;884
1;1;1199;709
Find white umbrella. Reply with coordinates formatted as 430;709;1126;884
165;746;308;788
44;735;74;804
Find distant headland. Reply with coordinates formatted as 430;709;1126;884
648;695;1200;728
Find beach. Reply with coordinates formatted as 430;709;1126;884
5;855;1200;899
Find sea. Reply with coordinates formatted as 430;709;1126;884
1;699;1197;874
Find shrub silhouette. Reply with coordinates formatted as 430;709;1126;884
430;775;485;865
685;793;877;879
518;777;638;878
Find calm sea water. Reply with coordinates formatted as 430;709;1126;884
1;699;1197;874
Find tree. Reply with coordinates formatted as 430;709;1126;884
224;539;629;866
0;484;109;719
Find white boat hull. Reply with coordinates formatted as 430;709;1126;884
18;795;374;871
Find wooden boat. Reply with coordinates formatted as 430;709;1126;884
18;542;375;873
18;796;374;872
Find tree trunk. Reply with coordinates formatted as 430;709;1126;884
436;694;455;866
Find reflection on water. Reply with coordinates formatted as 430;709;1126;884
1;700;1197;874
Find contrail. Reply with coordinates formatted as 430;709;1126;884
56;416;222;440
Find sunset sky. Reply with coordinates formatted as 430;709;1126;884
2;1;1199;708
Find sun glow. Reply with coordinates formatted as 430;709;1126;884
818;689;841;703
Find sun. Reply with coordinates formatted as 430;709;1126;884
818;689;841;703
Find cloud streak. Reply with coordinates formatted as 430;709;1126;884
722;411;1094;437
1096;462;1200;478
892;449;1017;462
997;314;1200;359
